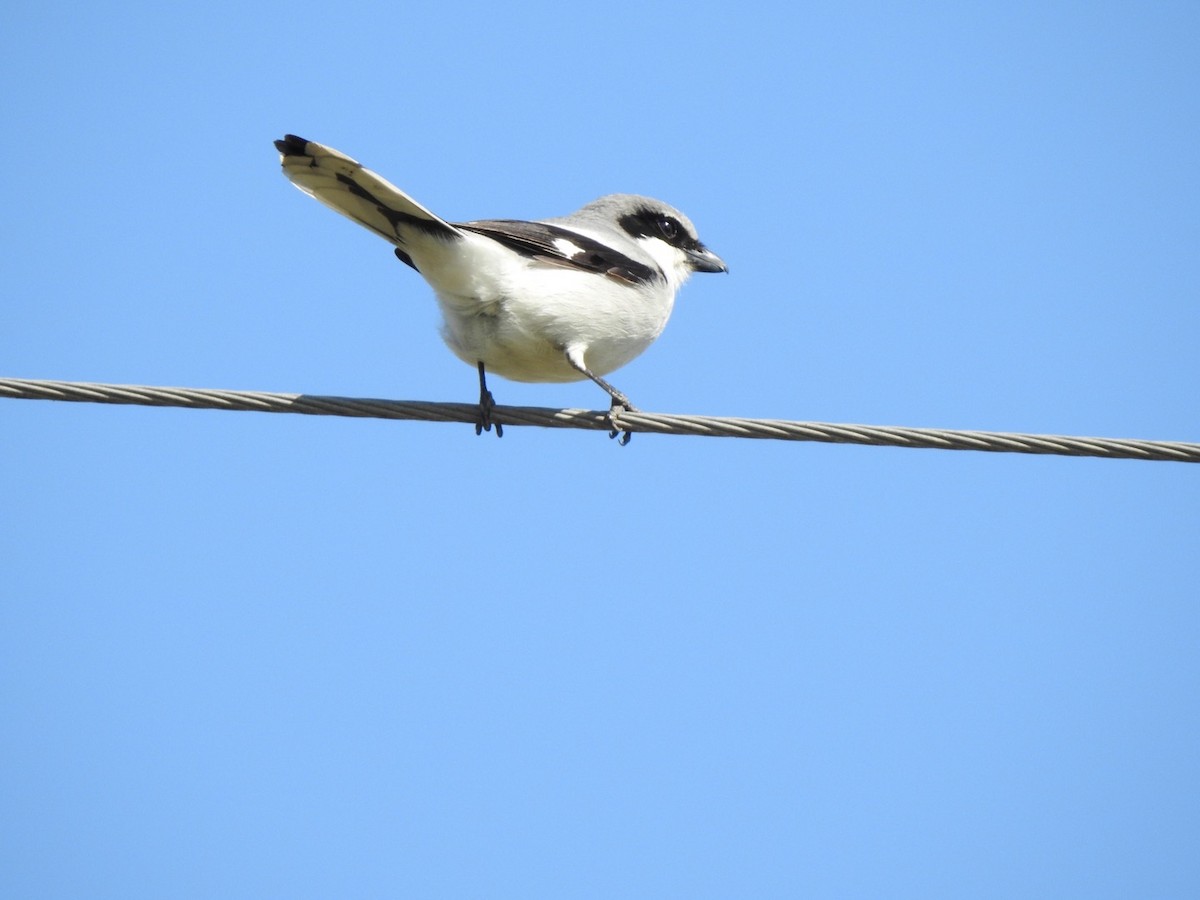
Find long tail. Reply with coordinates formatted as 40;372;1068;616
274;135;462;245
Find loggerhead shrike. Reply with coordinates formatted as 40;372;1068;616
274;134;726;441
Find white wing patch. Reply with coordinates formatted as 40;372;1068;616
552;237;585;260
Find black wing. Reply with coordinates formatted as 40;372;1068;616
458;219;661;286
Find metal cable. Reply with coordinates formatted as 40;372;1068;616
2;376;1197;463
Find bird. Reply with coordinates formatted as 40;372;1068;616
273;134;727;441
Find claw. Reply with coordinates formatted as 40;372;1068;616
476;391;503;437
476;361;503;438
607;398;634;446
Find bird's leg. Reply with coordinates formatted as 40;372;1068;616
563;349;635;445
476;361;502;438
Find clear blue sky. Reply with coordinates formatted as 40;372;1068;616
3;2;1198;897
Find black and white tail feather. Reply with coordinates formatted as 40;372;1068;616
274;134;726;441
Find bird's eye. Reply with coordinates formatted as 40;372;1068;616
657;217;679;240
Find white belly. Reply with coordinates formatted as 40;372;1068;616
433;271;673;383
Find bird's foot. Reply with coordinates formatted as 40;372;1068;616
606;396;636;446
475;361;503;438
476;388;503;438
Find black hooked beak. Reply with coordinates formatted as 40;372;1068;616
687;245;728;273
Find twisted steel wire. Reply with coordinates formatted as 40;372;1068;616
3;377;1197;463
